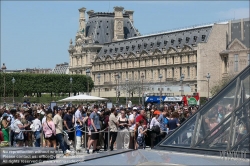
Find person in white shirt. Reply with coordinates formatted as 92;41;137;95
32;114;42;147
128;109;137;149
149;110;161;149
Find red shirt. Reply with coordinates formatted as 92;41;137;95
135;115;147;126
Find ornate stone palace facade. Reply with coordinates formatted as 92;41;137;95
68;6;250;98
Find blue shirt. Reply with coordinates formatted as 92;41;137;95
157;114;167;131
89;112;100;130
76;125;82;137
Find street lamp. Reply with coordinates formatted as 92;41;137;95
159;74;163;106
86;68;91;95
1;63;6;105
12;77;15;105
141;73;145;107
97;73;101;97
180;74;185;96
206;73;210;100
126;78;129;107
70;77;73;96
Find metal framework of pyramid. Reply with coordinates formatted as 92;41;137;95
155;65;250;158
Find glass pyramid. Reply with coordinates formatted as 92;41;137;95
156;65;250;157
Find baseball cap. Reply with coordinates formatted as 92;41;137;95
133;107;137;110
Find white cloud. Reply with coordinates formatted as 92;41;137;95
218;8;249;20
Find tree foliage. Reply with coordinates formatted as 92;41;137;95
0;73;94;97
210;74;236;96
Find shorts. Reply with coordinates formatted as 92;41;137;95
45;134;56;141
90;129;100;140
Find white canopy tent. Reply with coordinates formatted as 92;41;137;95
57;94;108;102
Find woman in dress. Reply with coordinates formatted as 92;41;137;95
43;113;57;149
1;114;10;142
117;110;131;149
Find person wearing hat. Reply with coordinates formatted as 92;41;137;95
149;110;161;149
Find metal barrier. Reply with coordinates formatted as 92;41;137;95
6;125;170;151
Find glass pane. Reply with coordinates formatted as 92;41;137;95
159;65;250;154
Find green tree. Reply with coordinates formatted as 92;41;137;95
0;73;94;97
210;74;236;96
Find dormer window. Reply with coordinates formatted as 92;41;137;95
126;46;129;51
110;48;113;53
120;47;123;52
115;48;118;53
144;43;147;49
132;45;135;50
202;35;206;41
193;36;197;42
150;42;154;48
138;44;141;49
164;40;168;46
104;49;107;54
171;39;175;45
186;37;190;43
178;38;182;44
157;41;161;47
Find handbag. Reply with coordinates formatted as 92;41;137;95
151;125;160;134
45;121;56;139
14;131;24;141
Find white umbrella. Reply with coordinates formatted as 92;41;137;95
57;94;108;102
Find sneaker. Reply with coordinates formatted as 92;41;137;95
92;149;99;154
86;149;90;154
66;149;71;154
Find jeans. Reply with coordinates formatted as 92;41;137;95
110;132;117;150
56;133;67;153
34;131;41;147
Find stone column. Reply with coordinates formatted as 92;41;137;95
124;10;134;24
78;7;86;32
87;10;94;19
113;6;124;41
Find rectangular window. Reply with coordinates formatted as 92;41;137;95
187;66;190;77
144;70;147;79
180;67;182;77
248;53;250;65
126;71;128;79
151;69;153;79
234;54;239;72
195;65;197;76
172;68;174;78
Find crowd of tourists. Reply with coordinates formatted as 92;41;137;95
0;101;199;156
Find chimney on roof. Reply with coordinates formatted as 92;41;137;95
78;7;86;33
87;10;94;19
124;10;134;24
113;6;124;41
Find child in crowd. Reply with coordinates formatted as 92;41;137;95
137;119;147;149
75;121;82;152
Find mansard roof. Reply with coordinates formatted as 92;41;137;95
96;25;212;60
85;12;139;44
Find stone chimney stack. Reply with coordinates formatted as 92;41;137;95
87;10;95;19
78;7;86;32
124;10;134;24
113;6;124;41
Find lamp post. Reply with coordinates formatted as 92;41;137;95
12;77;15;105
70;77;72;96
86;68;90;95
159;74;163;106
97;73;101;97
1;63;6;105
180;74;185;96
126;78;129;107
141;73;145;107
206;73;210;100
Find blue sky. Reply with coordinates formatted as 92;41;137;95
1;1;249;70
